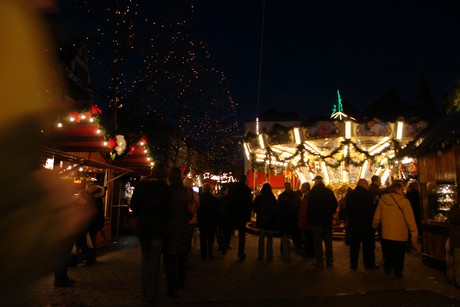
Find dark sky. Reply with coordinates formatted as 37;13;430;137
192;1;460;122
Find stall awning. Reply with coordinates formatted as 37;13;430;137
41;147;132;174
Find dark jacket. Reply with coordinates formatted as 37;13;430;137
278;190;301;235
197;192;220;229
227;181;252;227
307;183;338;227
344;186;375;234
252;192;278;230
89;187;106;233
163;184;192;255
406;187;421;233
130;178;171;238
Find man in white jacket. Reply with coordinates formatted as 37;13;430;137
372;180;420;278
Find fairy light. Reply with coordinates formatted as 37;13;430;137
63;2;240;173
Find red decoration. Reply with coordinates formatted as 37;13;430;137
68;111;81;123
108;137;117;148
91;104;102;115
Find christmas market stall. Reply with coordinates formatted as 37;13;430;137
42;104;132;246
110;134;157;235
400;111;460;269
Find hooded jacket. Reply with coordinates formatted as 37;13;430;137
372;193;418;242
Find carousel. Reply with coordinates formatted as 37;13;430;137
243;91;428;195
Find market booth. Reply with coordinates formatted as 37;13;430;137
42;106;131;247
111;135;157;235
403;112;460;269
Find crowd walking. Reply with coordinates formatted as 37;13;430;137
21;171;460;306
15;167;458;305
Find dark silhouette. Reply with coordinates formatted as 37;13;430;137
345;179;379;270
308;176;338;267
252;183;278;260
197;183;220;260
163;167;193;298
130;163;171;303
278;181;301;260
227;175;253;261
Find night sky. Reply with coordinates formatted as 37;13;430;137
192;1;460;122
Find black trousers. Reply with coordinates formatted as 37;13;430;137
381;239;406;276
349;231;376;268
220;226;233;254
163;254;187;292
198;226;216;260
54;236;75;282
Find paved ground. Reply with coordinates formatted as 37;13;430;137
29;233;460;306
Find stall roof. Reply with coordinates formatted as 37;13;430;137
42;147;132;174
399;112;460;157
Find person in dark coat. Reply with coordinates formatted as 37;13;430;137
75;183;103;265
278;181;301;260
197;183;220;260
308;175;338;267
298;182;314;257
163;167;193;298
227;175;253;261
252;183;278;260
130;163;171;303
216;184;232;254
344;178;379;270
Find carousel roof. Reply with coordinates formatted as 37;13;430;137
244;114;428;187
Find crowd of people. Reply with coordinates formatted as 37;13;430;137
127;166;427;304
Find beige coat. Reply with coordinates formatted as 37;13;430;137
372;193;418;243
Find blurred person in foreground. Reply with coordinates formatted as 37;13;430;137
75;183;106;265
130;163;171;303
372;180;420;278
0;0;93;303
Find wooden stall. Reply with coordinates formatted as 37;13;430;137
411;113;460;269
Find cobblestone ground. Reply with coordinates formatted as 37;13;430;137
29;233;460;306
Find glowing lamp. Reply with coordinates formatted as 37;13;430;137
345;120;352;139
258;134;265;149
243;142;250;160
294;127;301;144
396;121;404;140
